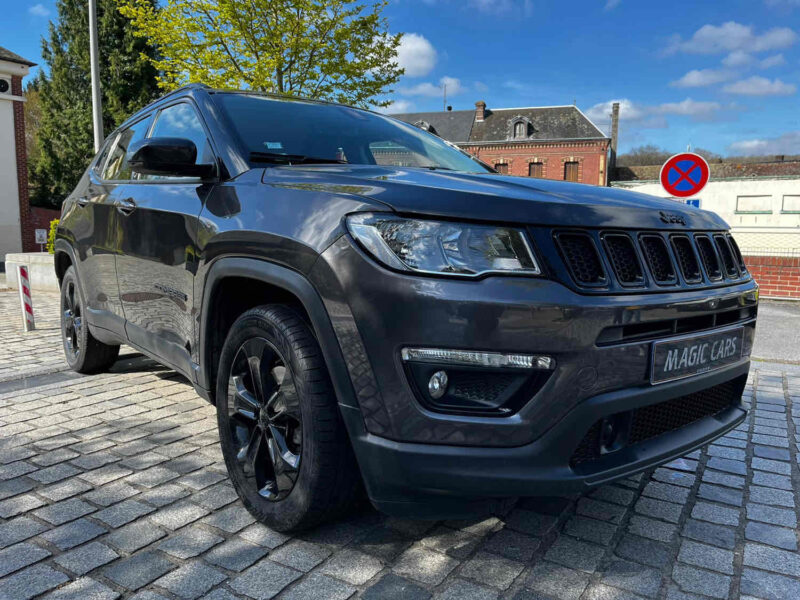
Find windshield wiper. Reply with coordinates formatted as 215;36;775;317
250;151;347;165
415;165;454;171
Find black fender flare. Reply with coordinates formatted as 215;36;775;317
53;239;79;284
196;257;360;414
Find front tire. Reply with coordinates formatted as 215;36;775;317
216;305;360;532
60;266;120;374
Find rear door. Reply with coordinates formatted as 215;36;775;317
114;101;216;376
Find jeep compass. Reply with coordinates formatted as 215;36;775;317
55;84;758;531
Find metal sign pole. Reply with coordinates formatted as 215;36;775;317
17;265;35;332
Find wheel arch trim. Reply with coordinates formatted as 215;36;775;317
197;257;362;414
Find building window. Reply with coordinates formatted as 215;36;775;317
528;162;543;178
564;161;579;182
782;195;800;214
514;121;526;139
736;195;772;214
495;163;509;174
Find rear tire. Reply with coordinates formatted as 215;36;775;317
60;266;120;374
216;304;361;532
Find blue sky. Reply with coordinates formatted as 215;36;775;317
5;0;800;155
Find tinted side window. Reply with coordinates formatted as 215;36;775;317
149;103;213;165
103;116;152;180
92;136;116;177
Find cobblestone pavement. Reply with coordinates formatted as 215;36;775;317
1;290;800;600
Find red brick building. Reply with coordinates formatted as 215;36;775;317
393;101;610;185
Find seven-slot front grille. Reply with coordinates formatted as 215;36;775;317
551;228;749;292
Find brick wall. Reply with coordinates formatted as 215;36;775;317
744;255;800;299
462;140;609;186
10;74;35;252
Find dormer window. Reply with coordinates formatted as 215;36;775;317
514;121;526;139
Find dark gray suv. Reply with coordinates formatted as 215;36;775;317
55;84;758;531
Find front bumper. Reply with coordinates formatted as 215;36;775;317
343;362;747;517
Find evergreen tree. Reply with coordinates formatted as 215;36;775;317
31;0;159;207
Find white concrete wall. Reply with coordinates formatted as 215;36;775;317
5;252;58;292
614;178;800;254
0;96;22;264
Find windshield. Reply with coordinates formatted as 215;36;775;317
214;93;491;173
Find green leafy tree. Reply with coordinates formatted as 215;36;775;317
118;0;403;107
30;0;159;207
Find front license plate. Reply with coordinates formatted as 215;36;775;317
651;327;744;384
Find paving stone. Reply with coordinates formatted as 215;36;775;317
753;445;791;461
157;525;224;558
153;560;227;600
103;550;176;591
626;515;676;544
0;476;34;501
745;521;797;551
0;541;51;577
95;499;155;528
239;523;290;549
435;579;497;600
126;466;180;488
677;539;734;575
83;481;139;507
106;520;167;553
55;541;119;575
39;478;93;501
0;516;48;548
280;572;355;600
191;483;239;510
651;468;696;488
600;559;662;598
544;536;605;574
460;551;524;589
672;564;730;599
140;483;190;507
229;559;302;600
149;500;209;530
706;457;747;475
701;469;745;489
583;583;650;600
589;485;636;506
0;493;46;518
393;544;459;585
79;464;133;487
524;561;590;600
483;527;541;560
752;471;793;490
707;444;746;461
691;501;740;526
642;481;690;504
749;485;795;508
33;497;95;525
356;526;414;562
615;534;672;569
634;497;683;523
41;577;120;600
664;457;698;472
697;483;743;506
0;563;70;600
40;517;107;550
505;508;559;534
681;518;736;550
200;504;255;533
0;461;37;481
29;463;81;484
319;548;384;585
269;539;332;572
419;525;479;560
746;502;797;528
743;542;800;577
204;537;270;572
751;434;789;448
741;567;800;600
752;457;791;475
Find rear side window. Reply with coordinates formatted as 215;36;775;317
103;116;152;180
92;137;115;177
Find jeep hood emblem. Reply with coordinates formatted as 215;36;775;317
659;211;686;226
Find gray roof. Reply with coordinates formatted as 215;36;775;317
0;46;36;67
391;104;606;144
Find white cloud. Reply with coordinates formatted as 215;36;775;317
722;51;755;68
28;3;50;16
400;76;466;98
474;81;488;92
381;99;416;114
396;33;437;78
670;68;733;88
503;80;532;93
723;76;796;96
729;131;800;155
604;0;621;10
470;0;512;13
666;22;797;55
586;97;723;132
759;53;786;68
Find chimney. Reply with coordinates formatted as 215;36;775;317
608;102;620;182
475;100;486;122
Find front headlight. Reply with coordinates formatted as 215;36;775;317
346;213;541;277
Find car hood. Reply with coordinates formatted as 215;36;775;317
262;164;728;230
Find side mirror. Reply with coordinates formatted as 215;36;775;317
128;137;216;178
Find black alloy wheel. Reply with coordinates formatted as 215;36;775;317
227;337;303;501
62;278;83;361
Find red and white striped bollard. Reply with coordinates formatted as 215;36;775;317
17;265;35;332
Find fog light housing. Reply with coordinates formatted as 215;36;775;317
400;348;554;370
428;371;448;399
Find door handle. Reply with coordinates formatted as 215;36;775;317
76;196;90;206
116;197;137;215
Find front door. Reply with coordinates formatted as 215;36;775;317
114;101;216;376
